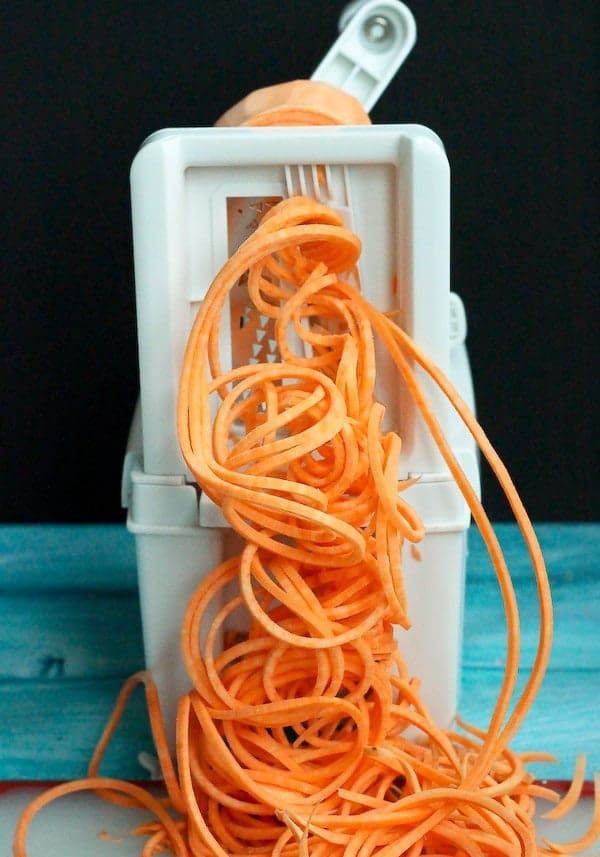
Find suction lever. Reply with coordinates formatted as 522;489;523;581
312;0;416;112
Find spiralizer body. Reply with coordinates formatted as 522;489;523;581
123;0;479;749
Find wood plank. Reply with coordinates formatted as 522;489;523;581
0;523;597;782
460;665;600;781
466;522;598;581
0;525;137;590
0;678;154;781
0;592;144;679
463;561;600;670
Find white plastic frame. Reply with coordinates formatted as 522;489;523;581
125;124;477;747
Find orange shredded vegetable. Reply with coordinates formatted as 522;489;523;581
13;83;598;857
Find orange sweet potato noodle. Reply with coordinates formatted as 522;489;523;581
13;83;598;857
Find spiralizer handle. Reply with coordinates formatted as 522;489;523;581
312;0;416;112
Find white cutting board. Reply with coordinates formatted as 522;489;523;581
1;786;597;856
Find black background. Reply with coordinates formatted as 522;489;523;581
1;1;597;523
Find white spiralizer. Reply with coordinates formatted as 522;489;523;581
123;0;480;751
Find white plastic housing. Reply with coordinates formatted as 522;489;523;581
125;124;477;750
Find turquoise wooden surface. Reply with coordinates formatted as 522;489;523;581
0;592;143;679
0;525;137;590
462;523;599;780
0;523;598;781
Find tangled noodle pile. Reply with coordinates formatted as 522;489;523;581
13;83;599;857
